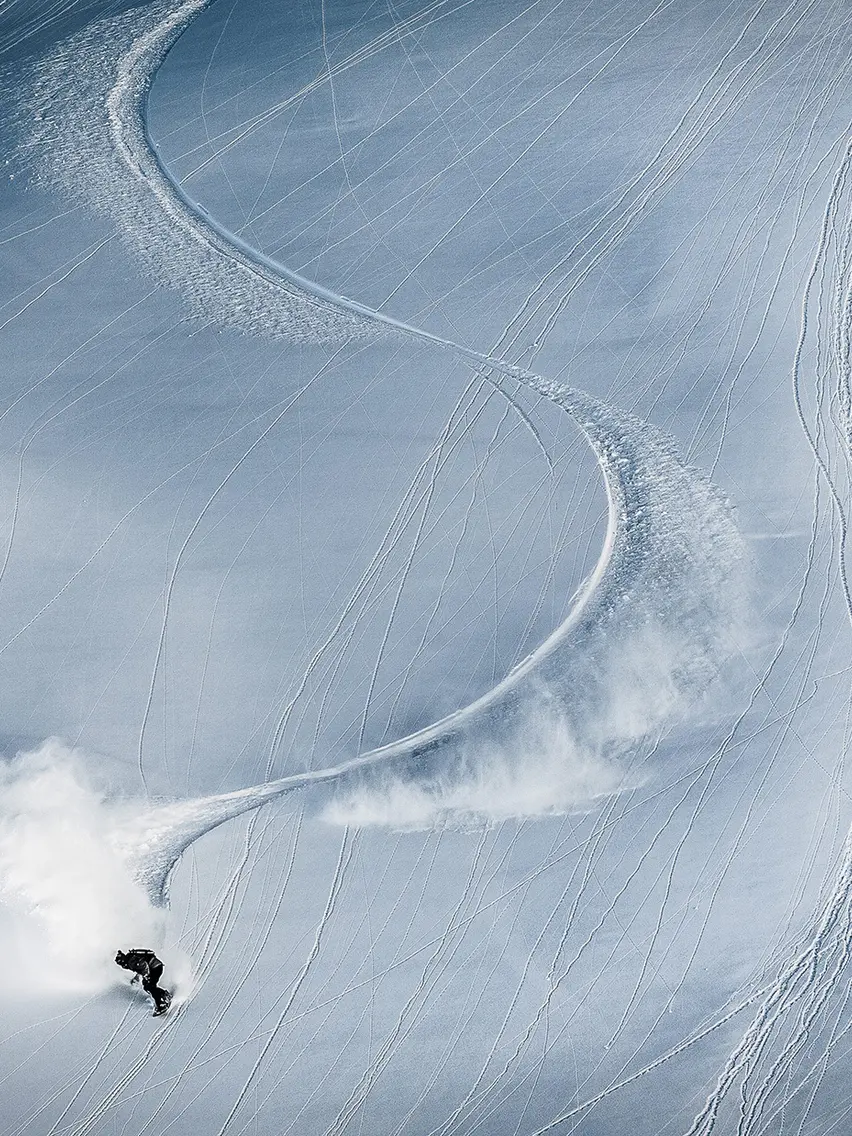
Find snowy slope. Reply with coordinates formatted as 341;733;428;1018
0;1;850;1133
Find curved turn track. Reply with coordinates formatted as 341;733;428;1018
13;0;746;899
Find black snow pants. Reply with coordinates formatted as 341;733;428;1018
141;960;170;1013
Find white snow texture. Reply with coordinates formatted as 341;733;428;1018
0;0;847;1133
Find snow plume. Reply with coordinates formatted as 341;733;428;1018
323;595;742;831
323;399;748;832
323;701;630;830
321;624;692;831
0;739;189;997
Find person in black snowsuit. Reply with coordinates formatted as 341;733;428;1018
115;948;172;1016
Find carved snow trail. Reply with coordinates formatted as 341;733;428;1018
7;27;758;1132
5;26;754;1136
9;0;746;904
16;0;467;345
105;371;741;909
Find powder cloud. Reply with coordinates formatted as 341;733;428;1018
0;739;190;999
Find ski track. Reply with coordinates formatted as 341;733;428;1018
2;0;745;905
104;366;743;905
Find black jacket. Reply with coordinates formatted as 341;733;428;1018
115;949;161;981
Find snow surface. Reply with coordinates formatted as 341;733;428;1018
0;0;849;1133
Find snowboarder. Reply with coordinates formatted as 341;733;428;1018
115;948;172;1016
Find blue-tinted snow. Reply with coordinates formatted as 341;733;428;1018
0;1;849;1133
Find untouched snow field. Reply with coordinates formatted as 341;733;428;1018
0;0;850;1132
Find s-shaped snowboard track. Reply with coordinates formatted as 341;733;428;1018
14;0;747;1114
20;0;747;893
